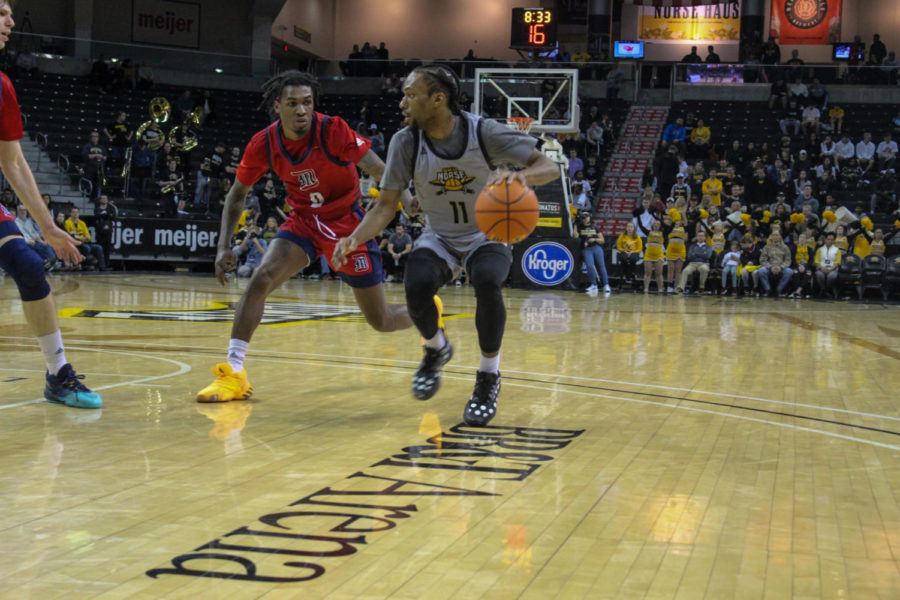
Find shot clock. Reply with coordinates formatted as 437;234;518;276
510;8;557;50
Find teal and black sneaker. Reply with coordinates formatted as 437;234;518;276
44;364;102;409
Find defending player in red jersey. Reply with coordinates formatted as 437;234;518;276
197;71;413;402
0;0;100;408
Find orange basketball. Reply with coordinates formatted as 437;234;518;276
474;179;540;244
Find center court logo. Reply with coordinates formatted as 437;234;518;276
521;242;574;286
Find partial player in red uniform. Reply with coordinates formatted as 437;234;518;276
0;0;100;408
197;71;413;402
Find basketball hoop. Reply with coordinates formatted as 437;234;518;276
506;116;536;135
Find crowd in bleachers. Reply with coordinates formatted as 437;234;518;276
600;81;900;299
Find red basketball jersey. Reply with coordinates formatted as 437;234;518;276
236;113;371;220
0;70;23;230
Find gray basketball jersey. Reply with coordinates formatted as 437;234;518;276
412;112;495;251
382;111;535;273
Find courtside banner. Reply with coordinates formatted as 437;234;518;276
88;217;220;261
132;0;201;49
769;0;841;45
639;1;741;44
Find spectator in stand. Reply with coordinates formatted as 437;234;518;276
80;130;106;200
807;78;828;108
368;123;385;157
815;167;838;199
584;155;601;190
795;184;819;213
876;133;897;170
586;121;605;155
382;73;402;96
833;134;855;167
340;44;362;76
773;169;794;201
737;233;761;294
818;134;836;164
671;173;691;204
137;61;154;89
64;207;105;270
195;141;226;210
705;45;720;64
14;203;57;270
606;62;625;104
103;111;131;163
793;168;812;197
787;78;808;103
785;49;805;82
761;37;781;79
816;156;838;181
756;230;793;297
90;54;109;89
175;90;194;124
827;104;844;135
882;51;899;86
662;117;686;149
840;157;865;190
576;212;611;294
856;132;876;174
814;232;841;297
571;182;591;212
681;46;702;63
788;232;815;298
801;103;820;135
720;240;741;295
768;79;788;110
656;144;681;198
616;221;643;289
567;149;583;179
224;146;241;183
869;34;887;65
199;90;216;125
779;99;801;136
677;229;714;293
871;169;897;214
701;170;723;207
746;165;773;207
688;118;711;158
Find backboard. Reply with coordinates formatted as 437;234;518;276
473;68;579;135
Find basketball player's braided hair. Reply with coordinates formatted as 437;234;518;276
259;70;320;118
412;64;462;115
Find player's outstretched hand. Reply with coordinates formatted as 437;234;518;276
332;236;358;269
214;248;237;286
43;225;82;267
487;169;527;187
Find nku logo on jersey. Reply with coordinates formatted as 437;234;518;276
291;169;319;190
429;167;476;195
521;242;574;286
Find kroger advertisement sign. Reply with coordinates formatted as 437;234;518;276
521;242;574;286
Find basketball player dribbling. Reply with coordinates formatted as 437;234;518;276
0;0;101;408
196;71;413;403
334;65;558;426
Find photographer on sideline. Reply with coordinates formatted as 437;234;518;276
233;224;266;278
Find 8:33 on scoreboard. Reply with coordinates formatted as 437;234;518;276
510;8;557;50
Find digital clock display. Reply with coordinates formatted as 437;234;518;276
510;8;557;49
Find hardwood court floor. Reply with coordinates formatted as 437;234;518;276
1;273;899;599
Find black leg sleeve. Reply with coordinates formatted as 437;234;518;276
466;244;512;354
404;248;453;339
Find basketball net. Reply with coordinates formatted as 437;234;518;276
506;117;535;135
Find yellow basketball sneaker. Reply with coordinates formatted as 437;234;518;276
434;294;446;331
196;363;253;403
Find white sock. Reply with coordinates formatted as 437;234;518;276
227;339;249;372
37;330;67;376
479;353;500;374
424;329;446;350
